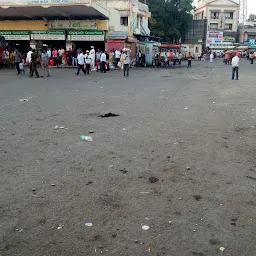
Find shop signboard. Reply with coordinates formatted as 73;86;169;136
248;44;256;49
222;36;235;42
31;30;65;40
67;30;104;41
0;0;91;6
49;20;97;30
0;31;30;40
207;31;223;39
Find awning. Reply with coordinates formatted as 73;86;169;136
0;3;109;19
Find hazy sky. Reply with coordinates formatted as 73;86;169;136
193;0;256;16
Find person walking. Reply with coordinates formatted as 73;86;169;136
52;48;58;66
210;51;214;63
30;49;40;78
100;50;106;73
84;50;91;74
41;48;50;77
123;50;130;77
14;49;22;75
114;49;121;68
26;47;33;74
96;49;102;72
89;46;95;69
3;49;9;68
231;52;239;80
76;51;86;75
187;52;192;68
249;52;254;64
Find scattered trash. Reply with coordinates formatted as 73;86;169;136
57;224;63;230
15;229;23;232
161;90;169;92
139;192;150;194
50;184;56;186
32;188;36;191
98;245;103;249
147;248;151;252
55;125;68;130
193;195;202;201
109;165;113;168
149;177;159;183
246;175;256;181
122;128;126;131
100;113;119;118
145;217;150;220
184;107;188;110
186;166;190;170
193;230;196;232
219;247;225;252
20;99;29;102
80;135;93;141
212;102;217;104
119;169;128;174
85;222;93;227
86;181;93;185
89;130;94;134
142;225;150;230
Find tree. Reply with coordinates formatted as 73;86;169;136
147;0;194;42
248;13;256;21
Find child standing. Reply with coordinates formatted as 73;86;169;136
19;59;25;74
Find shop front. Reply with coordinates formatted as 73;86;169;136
30;30;66;49
0;31;30;53
67;30;105;51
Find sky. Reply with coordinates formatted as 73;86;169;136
193;0;256;16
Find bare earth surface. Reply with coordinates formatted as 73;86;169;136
0;60;256;256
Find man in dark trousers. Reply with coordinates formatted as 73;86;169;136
100;50;106;73
76;50;86;75
30;49;40;78
14;48;22;75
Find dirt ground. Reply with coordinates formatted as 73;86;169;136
0;59;256;256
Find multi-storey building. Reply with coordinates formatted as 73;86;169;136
194;0;240;50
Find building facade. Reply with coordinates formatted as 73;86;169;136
194;0;240;50
0;0;151;55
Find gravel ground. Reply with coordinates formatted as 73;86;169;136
0;59;256;256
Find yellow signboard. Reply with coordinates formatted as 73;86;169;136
49;20;97;30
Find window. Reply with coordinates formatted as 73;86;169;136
120;17;128;26
224;24;233;30
210;23;218;30
224;12;233;19
210;12;219;19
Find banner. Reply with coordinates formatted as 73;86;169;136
49;20;97;30
0;0;91;6
31;30;65;40
0;31;30;40
67;30;104;41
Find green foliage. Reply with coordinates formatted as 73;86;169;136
248;13;256;22
147;0;194;42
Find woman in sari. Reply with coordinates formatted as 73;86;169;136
62;50;67;65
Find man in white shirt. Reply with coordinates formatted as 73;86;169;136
26;48;33;74
3;49;9;67
100;51;106;73
231;53;239;80
115;49;121;68
84;50;92;74
123;50;130;77
178;52;182;64
47;47;51;59
76;51;86;75
210;51;214;63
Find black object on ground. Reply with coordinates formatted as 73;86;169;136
246;175;256;181
149;177;159;183
100;113;120;118
193;195;202;201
